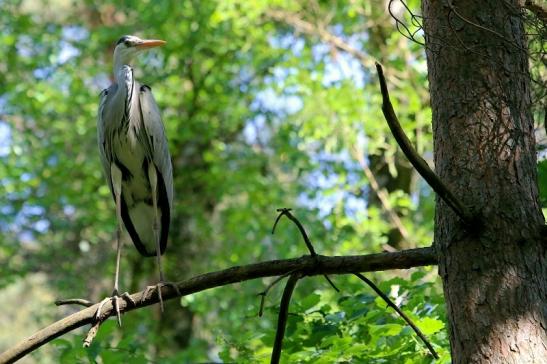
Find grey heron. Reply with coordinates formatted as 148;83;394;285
97;35;174;324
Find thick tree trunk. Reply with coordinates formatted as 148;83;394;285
422;1;546;362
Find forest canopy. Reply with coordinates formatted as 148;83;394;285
0;0;545;363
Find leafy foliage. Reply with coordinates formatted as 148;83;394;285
1;0;543;362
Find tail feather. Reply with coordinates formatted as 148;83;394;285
120;197;169;257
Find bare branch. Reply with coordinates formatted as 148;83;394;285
273;208;339;292
266;9;375;68
353;273;439;359
270;273;301;364
388;0;425;46
83;320;103;347
257;271;295;317
55;299;94;307
273;208;316;255
353;148;411;244
0;247;436;364
375;63;477;227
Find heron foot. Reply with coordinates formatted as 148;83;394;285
96;289;135;327
141;281;181;312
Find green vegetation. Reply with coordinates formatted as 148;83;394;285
1;1;544;363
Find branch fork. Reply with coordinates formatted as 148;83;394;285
375;62;479;228
266;209;438;362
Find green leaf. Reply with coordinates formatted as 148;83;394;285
417;317;445;335
369;323;403;336
300;293;321;310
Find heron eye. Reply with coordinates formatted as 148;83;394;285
124;40;130;47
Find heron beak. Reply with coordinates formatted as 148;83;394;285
136;39;166;49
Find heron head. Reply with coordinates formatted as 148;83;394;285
113;35;166;67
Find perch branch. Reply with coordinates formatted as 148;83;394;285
0;247;436;364
375;62;476;226
353;273;439;359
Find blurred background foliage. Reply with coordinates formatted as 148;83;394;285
0;0;544;363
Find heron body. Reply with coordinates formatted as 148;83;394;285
99;71;172;256
96;35;173;321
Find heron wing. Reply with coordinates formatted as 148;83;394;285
97;85;117;193
121;82;172;256
137;84;174;209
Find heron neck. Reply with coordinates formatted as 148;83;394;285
114;61;132;85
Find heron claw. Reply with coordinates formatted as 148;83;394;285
141;281;180;312
96;290;135;326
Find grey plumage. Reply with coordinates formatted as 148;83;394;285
98;78;172;256
95;35;173;324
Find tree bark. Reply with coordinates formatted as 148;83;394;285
422;0;547;362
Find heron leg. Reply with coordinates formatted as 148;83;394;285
148;163;165;310
94;164;135;326
113;165;124;295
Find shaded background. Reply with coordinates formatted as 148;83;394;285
1;0;544;363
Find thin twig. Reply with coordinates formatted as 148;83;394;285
353;273;439;359
83;319;103;347
273;208;339;292
274;208;316;255
321;274;339;292
266;9;375;69
353;148;410;243
55;299;95;307
271;207;292;234
257;271;295;317
266;8;408;88
375;62;477;226
388;0;426;46
271;273;301;364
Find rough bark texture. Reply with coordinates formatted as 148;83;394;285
422;1;547;363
